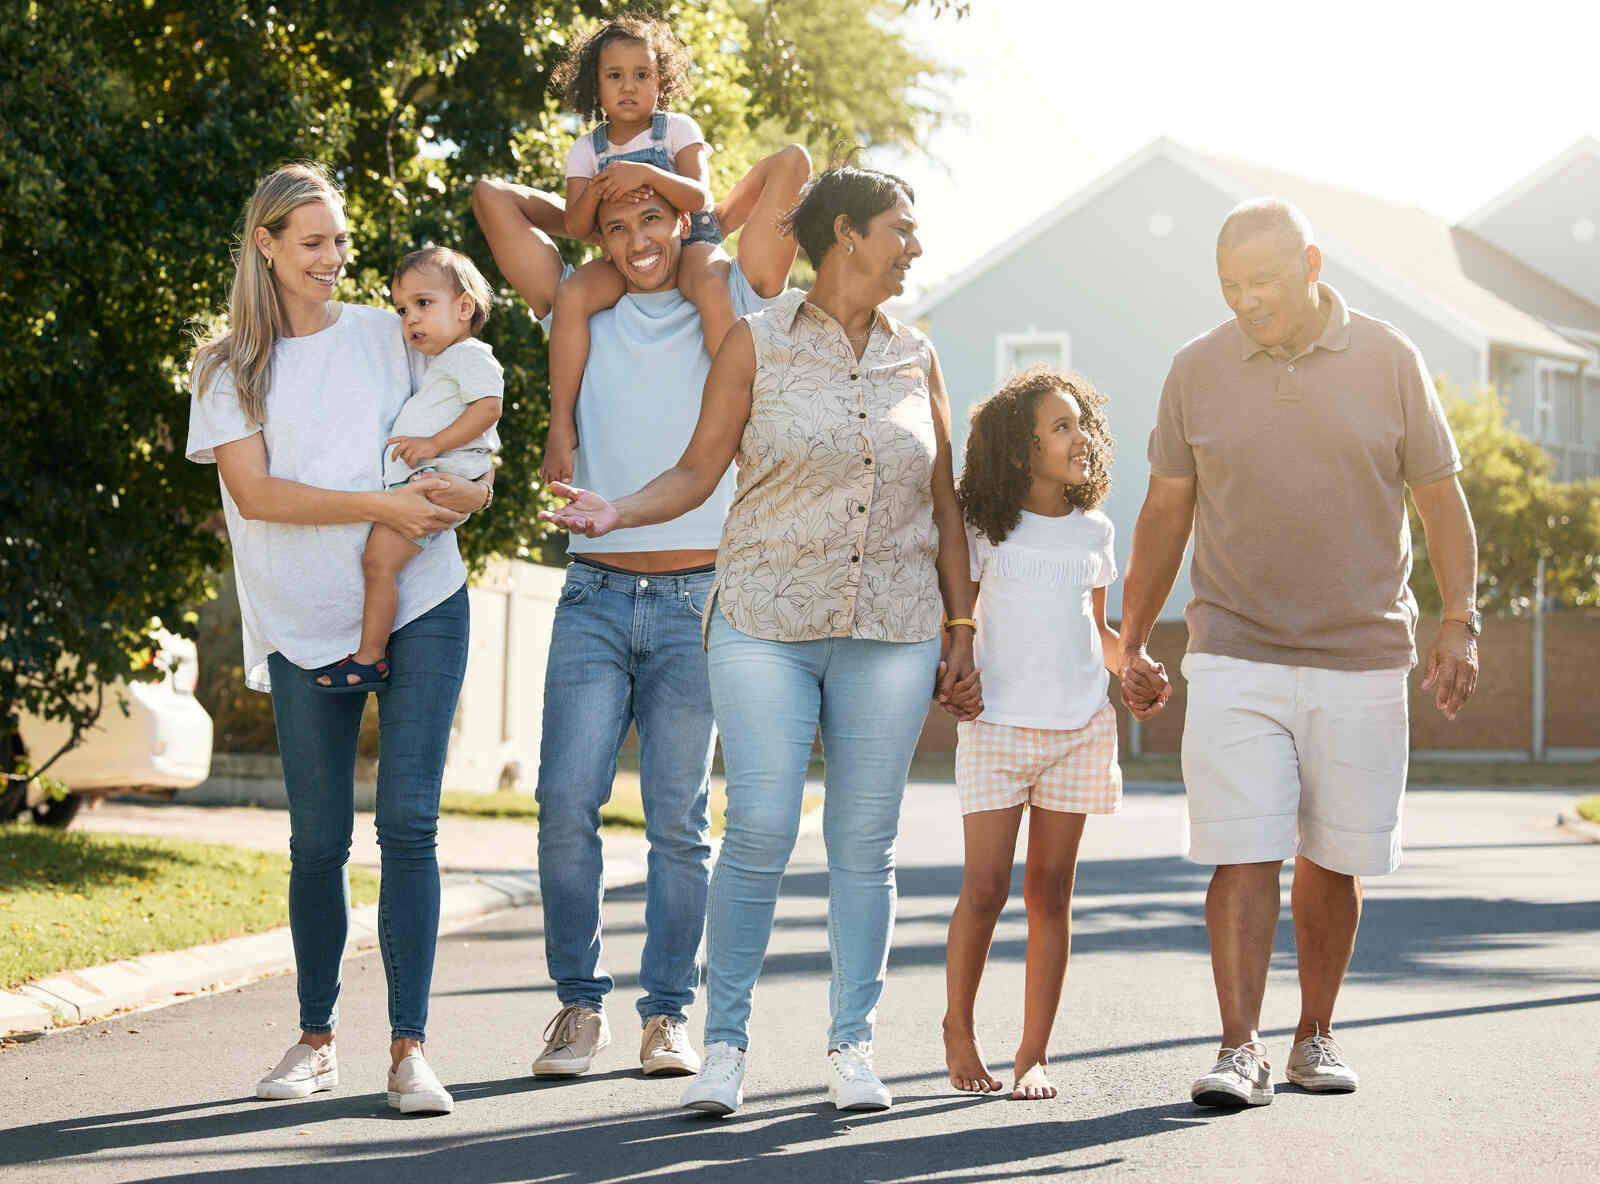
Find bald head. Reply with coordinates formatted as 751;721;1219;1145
1217;198;1315;258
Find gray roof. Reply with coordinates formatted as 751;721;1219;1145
1191;148;1592;362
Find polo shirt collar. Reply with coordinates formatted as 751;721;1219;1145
1236;282;1352;361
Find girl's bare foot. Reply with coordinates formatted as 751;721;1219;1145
942;1018;1003;1093
1011;1061;1057;1100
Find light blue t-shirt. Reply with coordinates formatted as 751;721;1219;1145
551;261;777;553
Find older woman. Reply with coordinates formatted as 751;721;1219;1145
187;163;488;1115
541;165;979;1116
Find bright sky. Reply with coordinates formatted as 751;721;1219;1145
867;0;1600;299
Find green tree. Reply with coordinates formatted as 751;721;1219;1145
1409;386;1600;614
1;0;962;773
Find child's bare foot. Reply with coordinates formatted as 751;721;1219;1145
1011;1061;1057;1100
942;1018;1002;1093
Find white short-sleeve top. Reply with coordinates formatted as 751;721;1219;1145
186;303;466;691
968;509;1118;731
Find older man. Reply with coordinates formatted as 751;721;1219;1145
1118;198;1480;1107
472;145;810;1082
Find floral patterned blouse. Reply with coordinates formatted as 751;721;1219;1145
708;288;944;644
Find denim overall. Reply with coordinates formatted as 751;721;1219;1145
593;111;722;246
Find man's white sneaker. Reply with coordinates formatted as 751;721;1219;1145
681;1042;745;1115
1286;1030;1359;1093
256;1042;338;1100
1191;1043;1273;1108
827;1042;892;1111
387;1052;454;1115
532;1005;611;1077
640;1015;701;1076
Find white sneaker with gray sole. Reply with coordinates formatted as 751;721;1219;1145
1286;1030;1359;1093
828;1042;892;1111
387;1052;454;1115
681;1042;746;1115
1191;1043;1273;1108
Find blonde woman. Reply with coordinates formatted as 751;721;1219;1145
186;163;488;1115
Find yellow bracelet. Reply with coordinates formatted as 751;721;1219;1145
943;617;977;632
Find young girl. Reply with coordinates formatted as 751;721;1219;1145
941;367;1159;1100
314;246;502;691
540;16;739;485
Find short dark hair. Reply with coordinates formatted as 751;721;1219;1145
957;367;1114;544
392;246;494;335
780;165;915;267
552;16;692;124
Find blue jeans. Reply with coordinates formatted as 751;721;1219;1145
535;562;717;1022
703;611;939;1049
268;586;469;1042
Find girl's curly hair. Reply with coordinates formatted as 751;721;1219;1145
957;366;1114;545
552;16;693;124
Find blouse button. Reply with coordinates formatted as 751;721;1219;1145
850;554;860;563
864;457;873;466
857;412;867;420
850;372;860;381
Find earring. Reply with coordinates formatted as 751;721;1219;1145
266;256;274;271
846;243;855;255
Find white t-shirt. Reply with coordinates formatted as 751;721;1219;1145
565;111;708;191
968;509;1118;731
384;337;504;485
186;303;467;692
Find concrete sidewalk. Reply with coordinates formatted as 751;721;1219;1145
2;796;817;1040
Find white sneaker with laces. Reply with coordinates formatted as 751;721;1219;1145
640;1015;701;1076
532;1004;611;1077
1286;1029;1359;1093
387;1052;454;1115
1191;1043;1273;1108
827;1042;892;1111
256;1042;338;1100
681;1042;745;1115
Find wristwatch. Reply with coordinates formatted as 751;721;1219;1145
1443;610;1482;636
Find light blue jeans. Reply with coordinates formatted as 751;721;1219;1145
535;561;717;1022
268;585;469;1042
703;611;940;1050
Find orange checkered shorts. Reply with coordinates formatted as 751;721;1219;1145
954;702;1122;816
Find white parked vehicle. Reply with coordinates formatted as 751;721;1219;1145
2;631;214;829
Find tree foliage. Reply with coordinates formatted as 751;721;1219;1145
1409;386;1600;615
1;0;961;764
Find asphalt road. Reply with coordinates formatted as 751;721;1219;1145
3;781;1596;1183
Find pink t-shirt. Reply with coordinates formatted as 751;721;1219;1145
565;111;708;182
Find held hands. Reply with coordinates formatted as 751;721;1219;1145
1119;644;1171;721
381;476;460;537
388;435;441;467
1421;621;1479;720
937;629;983;721
537;481;621;538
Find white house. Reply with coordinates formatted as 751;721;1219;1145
909;137;1600;619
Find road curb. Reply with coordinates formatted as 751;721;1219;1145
2;805;822;1040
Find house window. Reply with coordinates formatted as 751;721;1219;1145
1534;361;1578;443
994;331;1071;384
1533;366;1556;442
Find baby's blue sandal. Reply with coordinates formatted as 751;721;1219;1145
311;653;390;693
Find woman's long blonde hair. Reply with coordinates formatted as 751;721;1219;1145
192;162;344;426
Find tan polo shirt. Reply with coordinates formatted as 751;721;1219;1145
1148;283;1461;671
709;289;944;644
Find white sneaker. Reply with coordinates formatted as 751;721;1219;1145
387;1052;454;1115
1286;1030;1359;1093
681;1042;745;1115
640;1015;701;1076
1191;1043;1273;1108
532;1005;611;1077
827;1042;892;1111
256;1042;338;1100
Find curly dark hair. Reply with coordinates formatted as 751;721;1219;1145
957;366;1114;545
552;16;693;124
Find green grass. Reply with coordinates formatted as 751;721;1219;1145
0;824;379;991
1578;797;1600;824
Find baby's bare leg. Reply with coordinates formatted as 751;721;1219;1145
354;525;423;669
